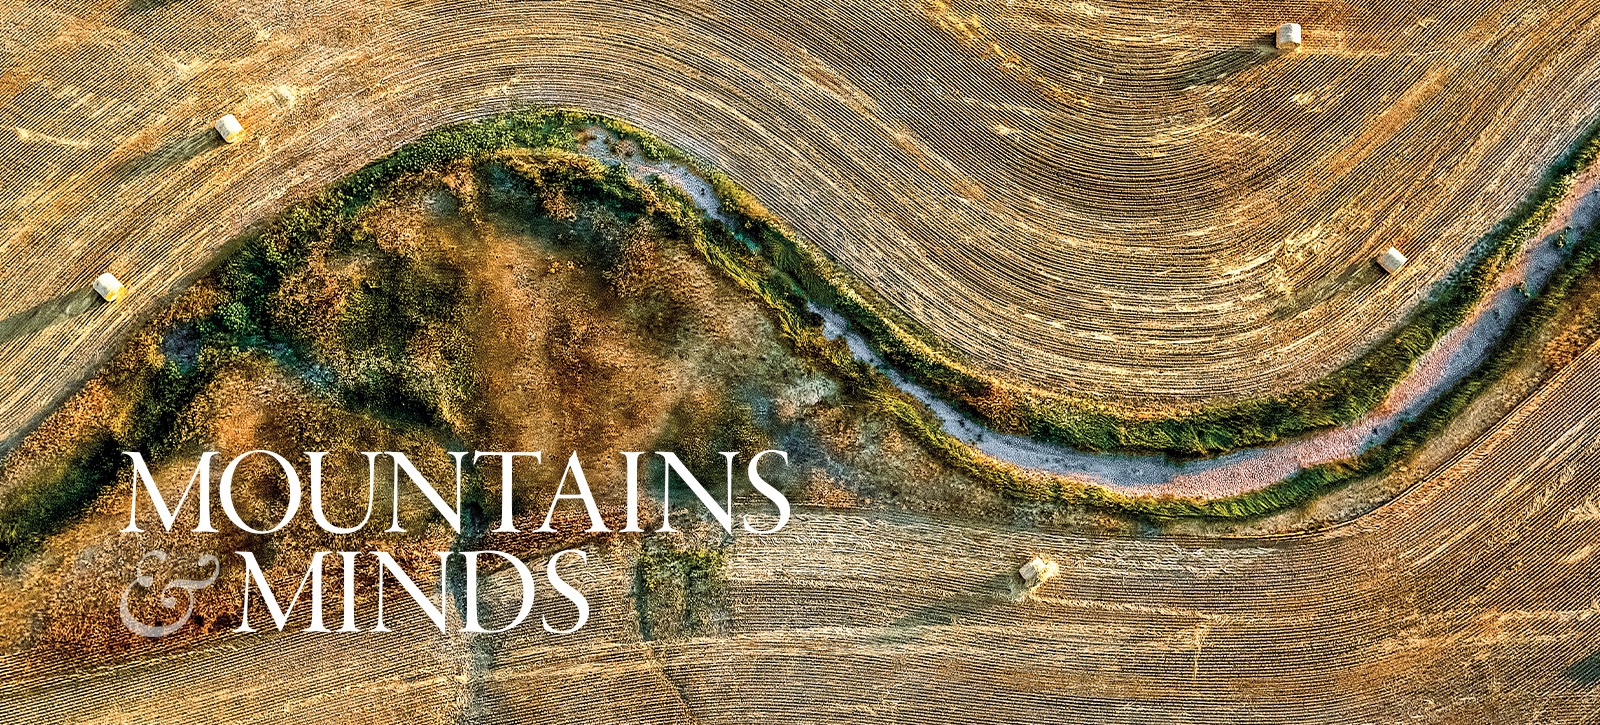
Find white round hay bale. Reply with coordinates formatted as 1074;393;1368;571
92;272;127;302
1276;23;1303;51
215;114;245;144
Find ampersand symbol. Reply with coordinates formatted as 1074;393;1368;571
119;550;220;637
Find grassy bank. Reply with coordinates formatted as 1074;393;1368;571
211;107;1600;463
697;121;1600;458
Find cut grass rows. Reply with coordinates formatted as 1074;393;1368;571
5;108;1596;534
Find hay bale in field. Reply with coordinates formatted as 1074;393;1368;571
1377;247;1407;274
92;272;126;302
1019;555;1060;588
214;114;245;144
1276;23;1303;51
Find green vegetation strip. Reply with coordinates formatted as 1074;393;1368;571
346;110;1600;517
722;123;1600;459
3;109;1598;546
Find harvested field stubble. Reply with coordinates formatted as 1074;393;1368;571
0;97;1596;725
5;3;1600;720
8;110;1600;562
11;414;1600;724
4;0;1600;452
